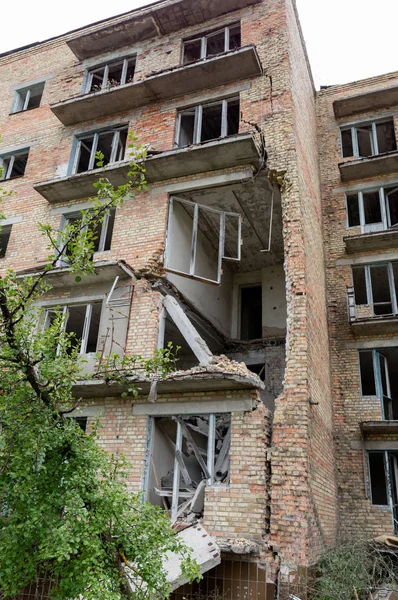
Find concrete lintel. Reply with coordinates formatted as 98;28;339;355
351;440;398;450
11;73;54;91
160;81;251;113
163;295;213;364
150;167;254;196
132;398;254;416
332;173;398;194
350;317;398;336
336;251;398;266
345;230;398;253
345;337;398;349
1;215;23;226
66;405;104;417
0;140;38;156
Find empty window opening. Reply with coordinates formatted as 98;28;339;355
60;207;116;262
240;285;262;340
369;452;389;506
347;185;398;231
352;263;398;316
341;119;396;158
12;82;45;113
359;348;398;420
0;150;29;180
165;196;241;285
182;23;241;64
148;414;231;522
175;97;240;147
85;56;136;93
73;416;88;432
72;126;128;174
0;225;12;258
45;302;102;355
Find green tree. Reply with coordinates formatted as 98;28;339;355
0;139;200;599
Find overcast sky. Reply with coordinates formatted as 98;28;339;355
2;0;398;89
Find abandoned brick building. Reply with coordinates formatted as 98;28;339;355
1;0;398;597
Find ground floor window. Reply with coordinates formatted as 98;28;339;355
368;451;398;532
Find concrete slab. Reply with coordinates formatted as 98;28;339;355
67;0;262;60
339;151;398;182
334;85;398;119
34;134;261;204
344;229;398;253
51;47;262;126
361;421;398;434
350;315;398;335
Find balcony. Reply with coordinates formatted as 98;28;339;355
334;85;398;119
51;46;262;126
34;133;261;203
339;151;398;182
66;0;261;60
344;228;398;253
361;421;398;434
347;286;398;335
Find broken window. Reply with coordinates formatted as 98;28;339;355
240;285;262;340
359;349;398;420
0;225;12;258
58;207;116;263
45;302;102;355
71;126;128;174
175;97;240;147
352;263;398;316
164;196;241;284
341;119;396;158
346;184;398;231
85;56;136;93
368;450;398;531
148;414;231;522
0;150;29;180
182;23;241;64
12;82;45;113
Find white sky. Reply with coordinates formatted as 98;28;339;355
2;0;398;89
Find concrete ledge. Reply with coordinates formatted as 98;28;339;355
66;0;262;60
133;398;254;415
334;85;398;119
344;229;398;253
51;47;262;126
350;315;398;335
361;421;398;434
34;134;261;203
339;151;398;182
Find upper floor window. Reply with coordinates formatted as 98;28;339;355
71;125;128;174
84;57;136;94
346;184;398;232
0;149;29;181
45;302;102;355
12;82;45;113
182;23;241;64
341;119;396;158
58;207;116;263
175;97;239;147
352;262;398;316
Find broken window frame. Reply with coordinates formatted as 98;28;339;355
56;207;116;266
164;195;242;285
0;149;29;181
148;413;231;522
352;262;398;316
70;125;128;175
181;23;241;64
84;56;136;94
345;184;398;231
340;118;397;159
11;82;45;113
368;450;398;532
174;96;240;147
44;301;102;356
358;349;394;419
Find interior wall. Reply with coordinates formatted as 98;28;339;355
262;264;287;336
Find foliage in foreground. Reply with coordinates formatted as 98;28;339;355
0;139;200;598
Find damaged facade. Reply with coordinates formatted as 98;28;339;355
3;0;398;597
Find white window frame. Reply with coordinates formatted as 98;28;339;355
341;118;396;158
182;23;240;63
84;56;136;94
0;150;29;181
345;184;398;232
71;126;127;175
174;97;239;147
164;195;242;285
353;262;398;316
44;302;102;356
12;82;45;113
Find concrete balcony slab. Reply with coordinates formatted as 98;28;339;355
344;229;398;253
34;133;261;204
361;421;398;434
334;85;398;119
339;151;398;182
51;46;262;126
350;315;398;335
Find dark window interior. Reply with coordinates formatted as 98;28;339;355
178;109;196;146
347;194;360;226
341;129;353;157
357;125;373;157
73;417;88;432
247;363;265;381
77;138;94;173
76;128;127;173
2;151;29;179
359;350;376;395
201;103;223;142
87;303;102;352
387;188;398;228
26;85;44;110
240;285;262;340
88;58;135;92
103;208;116;251
206;30;225;57
65;305;86;350
107;62;124;87
183;39;202;64
89;67;106;92
227;99;240;136
369;452;388;505
352;266;367;305
229;24;241;50
363;191;381;224
182;24;241;64
376;121;396;154
97;131;116;165
0;225;12;258
370;265;392;315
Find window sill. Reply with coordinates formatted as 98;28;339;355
344;228;398;253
